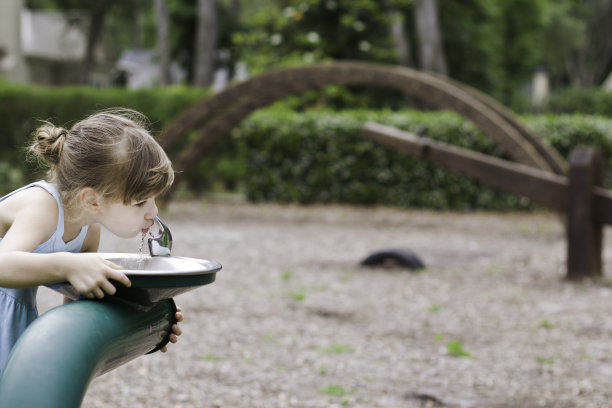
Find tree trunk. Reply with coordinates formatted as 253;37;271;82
389;9;412;67
79;1;108;84
154;0;171;85
132;2;142;49
413;0;447;75
231;0;241;19
193;0;218;87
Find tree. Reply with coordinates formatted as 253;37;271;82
540;0;612;87
388;8;413;67
413;0;447;75
193;0;218;87
79;0;110;84
154;0;171;85
497;0;547;102
231;0;397;73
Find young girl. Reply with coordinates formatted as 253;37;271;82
0;109;183;374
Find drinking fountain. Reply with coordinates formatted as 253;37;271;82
0;217;221;408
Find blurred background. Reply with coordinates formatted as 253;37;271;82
1;0;611;210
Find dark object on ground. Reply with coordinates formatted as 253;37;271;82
360;247;425;270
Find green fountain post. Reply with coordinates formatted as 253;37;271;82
0;297;177;408
0;252;220;408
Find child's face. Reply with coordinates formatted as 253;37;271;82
97;196;158;238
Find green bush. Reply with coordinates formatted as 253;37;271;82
234;108;612;210
0;84;207;192
3;83;612;211
524;114;612;185
544;88;612;116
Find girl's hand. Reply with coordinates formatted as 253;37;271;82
62;253;131;299
161;306;183;353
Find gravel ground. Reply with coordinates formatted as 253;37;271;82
37;200;612;408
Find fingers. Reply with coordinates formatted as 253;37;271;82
75;270;129;300
171;323;182;337
108;269;131;288
83;287;104;299
92;287;105;299
103;259;123;270
102;259;131;288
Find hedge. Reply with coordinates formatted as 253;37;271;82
545;88;612;116
234;108;612;210
0;83;207;191
1;83;612;210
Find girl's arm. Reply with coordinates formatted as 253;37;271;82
0;201;130;298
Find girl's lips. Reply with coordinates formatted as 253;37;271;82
142;221;154;234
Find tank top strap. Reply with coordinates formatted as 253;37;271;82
0;180;88;253
28;180;66;241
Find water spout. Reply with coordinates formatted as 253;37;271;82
148;216;172;256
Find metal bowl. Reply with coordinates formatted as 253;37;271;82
47;253;221;305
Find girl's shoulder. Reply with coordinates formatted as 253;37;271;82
4;185;58;211
0;185;59;240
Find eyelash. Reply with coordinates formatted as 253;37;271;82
135;201;146;207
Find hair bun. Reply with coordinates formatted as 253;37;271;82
29;124;68;166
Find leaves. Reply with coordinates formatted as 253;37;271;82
446;340;472;358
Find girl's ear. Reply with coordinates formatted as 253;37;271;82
79;187;102;213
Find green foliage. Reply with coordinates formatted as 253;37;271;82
0;83;206;193
319;384;352;397
315;344;354;354
545;88;612;116
4;84;612;211
441;0;547;103
234;107;612;210
236;108;520;210
534;356;555;365
539;0;612;87
164;0;242;83
524;114;612;185
446;340;472;358
539;319;556;329
232;0;397;74
26;0;611;112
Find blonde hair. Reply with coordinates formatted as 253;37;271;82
28;109;174;208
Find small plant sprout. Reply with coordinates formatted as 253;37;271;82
291;291;306;301
428;304;441;312
319;384;351;396
200;353;224;362
315;344;354;354
534;356;555;365
539;318;556;329
446;340;472;358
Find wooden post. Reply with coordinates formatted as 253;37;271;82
567;148;604;279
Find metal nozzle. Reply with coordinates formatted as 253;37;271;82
148;216;172;256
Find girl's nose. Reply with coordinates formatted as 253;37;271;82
146;201;158;219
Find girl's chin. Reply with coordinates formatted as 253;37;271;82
116;231;142;239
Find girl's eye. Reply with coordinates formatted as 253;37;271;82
135;201;146;207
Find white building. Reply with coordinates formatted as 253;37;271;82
0;0;95;85
0;0;183;87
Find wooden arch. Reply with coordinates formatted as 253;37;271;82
160;61;566;197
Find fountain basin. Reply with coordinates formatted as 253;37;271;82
48;253;221;304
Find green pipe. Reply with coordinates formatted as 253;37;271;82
0;297;177;408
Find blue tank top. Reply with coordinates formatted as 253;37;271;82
0;181;88;374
